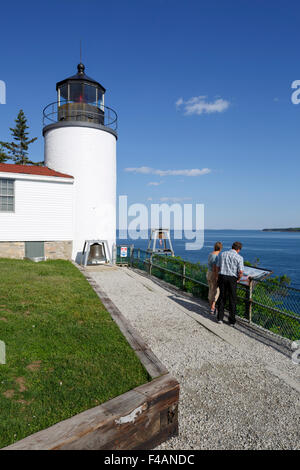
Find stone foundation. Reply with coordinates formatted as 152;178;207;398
0;241;73;261
0;242;25;259
44;241;72;260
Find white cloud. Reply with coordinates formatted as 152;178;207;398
175;97;183;108
160;197;192;202
125;167;211;177
125;166;153;174
148;181;163;186
176;96;230;115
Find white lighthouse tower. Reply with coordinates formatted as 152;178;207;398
43;63;117;262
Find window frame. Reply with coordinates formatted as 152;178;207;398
0;178;15;213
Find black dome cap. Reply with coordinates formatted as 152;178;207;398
56;63;106;93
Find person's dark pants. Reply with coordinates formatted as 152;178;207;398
217;274;238;324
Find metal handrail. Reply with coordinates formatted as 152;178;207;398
133;248;300;295
43;100;118;130
128;247;300;338
255;277;300;293
249;298;300;321
133;250;212;288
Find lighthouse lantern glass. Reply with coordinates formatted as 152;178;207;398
59;84;69;101
97;91;103;107
83;84;97;104
69;82;83;103
58;82;98;104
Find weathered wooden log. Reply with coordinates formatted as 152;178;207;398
4;374;179;450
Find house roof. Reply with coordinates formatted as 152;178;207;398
0;163;73;179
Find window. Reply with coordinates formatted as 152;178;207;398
0;178;14;212
25;242;44;260
59;84;69;101
83;84;96;103
69;82;83;103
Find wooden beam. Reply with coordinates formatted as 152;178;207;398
4;374;179;450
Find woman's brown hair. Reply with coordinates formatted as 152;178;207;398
214;241;223;251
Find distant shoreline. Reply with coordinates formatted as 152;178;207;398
117;228;299;232
262;228;300;232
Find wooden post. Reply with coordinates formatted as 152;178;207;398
137;248;140;268
149;254;153;276
130;245;134;267
245;279;253;322
182;262;186;290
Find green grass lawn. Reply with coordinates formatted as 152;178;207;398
0;259;150;448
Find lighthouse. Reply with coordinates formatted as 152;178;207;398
43;63;117;263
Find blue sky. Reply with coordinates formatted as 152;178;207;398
0;0;299;229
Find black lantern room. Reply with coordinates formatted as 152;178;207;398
56;63;106;125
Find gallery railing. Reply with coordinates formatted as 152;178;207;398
43;100;118;131
117;246;300;342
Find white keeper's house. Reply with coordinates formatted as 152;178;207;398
0;63;117;263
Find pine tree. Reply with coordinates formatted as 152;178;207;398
0;144;9;163
0;110;39;165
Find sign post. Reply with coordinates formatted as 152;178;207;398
120;246;128;258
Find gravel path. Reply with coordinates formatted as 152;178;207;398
88;265;300;450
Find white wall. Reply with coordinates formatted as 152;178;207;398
44;126;116;261
0;175;73;241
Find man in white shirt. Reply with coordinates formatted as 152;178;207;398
215;241;244;326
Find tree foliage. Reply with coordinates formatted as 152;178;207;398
0;144;9;163
0;109;41;165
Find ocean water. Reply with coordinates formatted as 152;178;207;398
117;230;300;289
